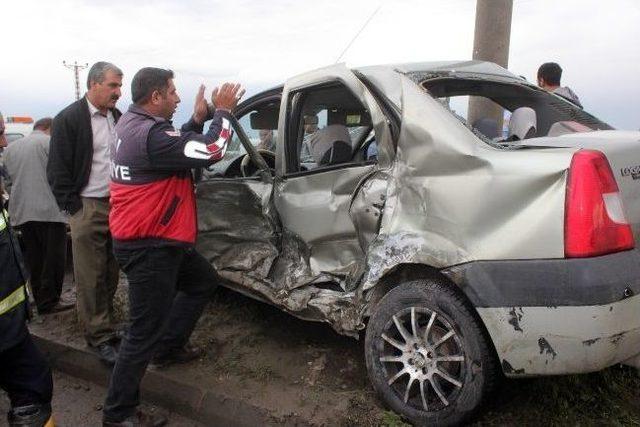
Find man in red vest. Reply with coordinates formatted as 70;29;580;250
103;67;243;426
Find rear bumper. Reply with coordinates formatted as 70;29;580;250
476;295;640;376
442;249;640;376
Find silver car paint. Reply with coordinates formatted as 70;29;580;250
196;60;640;372
478;294;640;376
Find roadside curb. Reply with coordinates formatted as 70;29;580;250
31;334;312;426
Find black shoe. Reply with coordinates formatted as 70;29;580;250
103;410;167;427
91;342;119;366
7;403;52;427
150;345;203;369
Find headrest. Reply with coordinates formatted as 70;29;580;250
250;108;279;130
508;107;537;141
472;118;500;139
308;124;352;164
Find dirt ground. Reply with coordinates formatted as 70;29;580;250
0;371;202;427
29;278;640;426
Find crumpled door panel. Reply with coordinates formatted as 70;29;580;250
197;179;279;286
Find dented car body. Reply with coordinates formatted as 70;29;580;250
195;60;640;424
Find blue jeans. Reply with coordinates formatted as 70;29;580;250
103;246;218;421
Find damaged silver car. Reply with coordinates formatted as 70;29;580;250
195;60;640;425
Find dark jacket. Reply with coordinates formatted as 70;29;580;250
0;210;30;352
109;104;231;248
47;97;122;214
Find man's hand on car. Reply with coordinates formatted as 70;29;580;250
212;83;245;113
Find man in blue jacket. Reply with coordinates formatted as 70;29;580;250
103;67;243;426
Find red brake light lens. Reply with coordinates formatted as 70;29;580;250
565;150;634;257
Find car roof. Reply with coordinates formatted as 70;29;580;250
236;61;523;111
356;60;521;80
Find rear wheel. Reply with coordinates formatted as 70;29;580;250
365;279;498;426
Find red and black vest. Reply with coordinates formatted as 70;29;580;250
109;104;231;248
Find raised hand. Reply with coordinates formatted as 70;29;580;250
211;83;245;112
193;84;209;124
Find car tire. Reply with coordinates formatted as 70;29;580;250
364;279;498;426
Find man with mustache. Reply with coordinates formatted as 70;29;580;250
48;61;123;365
103;67;243;426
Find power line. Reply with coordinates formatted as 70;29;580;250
63;60;88;101
335;4;382;63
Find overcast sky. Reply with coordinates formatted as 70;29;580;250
1;0;639;129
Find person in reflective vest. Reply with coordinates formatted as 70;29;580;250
0;209;54;426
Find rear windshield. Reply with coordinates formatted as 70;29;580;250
419;77;612;143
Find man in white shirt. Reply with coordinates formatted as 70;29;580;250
48;62;123;365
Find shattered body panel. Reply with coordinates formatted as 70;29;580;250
361;74;572;291
196;60;640;373
197;178;364;334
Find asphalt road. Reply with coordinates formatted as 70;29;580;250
0;370;204;427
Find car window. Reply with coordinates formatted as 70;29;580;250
225;110;279;161
423;78;612;141
438;95;510;140
201;101;279;180
291;84;374;174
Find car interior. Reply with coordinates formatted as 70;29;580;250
200;99;280;180
290;84;376;174
422;78;613;143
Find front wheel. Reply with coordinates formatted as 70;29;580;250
365;279;498;426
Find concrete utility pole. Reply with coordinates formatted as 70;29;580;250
468;0;513;134
63;61;88;101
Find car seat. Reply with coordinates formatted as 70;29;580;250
507;107;537;141
308;124;352;166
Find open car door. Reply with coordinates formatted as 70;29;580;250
272;63;394;292
195;92;281;300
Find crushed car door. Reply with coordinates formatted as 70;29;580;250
196;93;281;294
273;64;394;292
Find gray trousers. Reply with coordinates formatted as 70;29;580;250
69;197;119;346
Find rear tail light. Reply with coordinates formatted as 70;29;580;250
565;150;635;257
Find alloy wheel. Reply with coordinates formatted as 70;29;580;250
377;306;466;412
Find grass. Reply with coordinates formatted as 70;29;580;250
339;365;640;426
380;410;411;427
475;365;640;426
